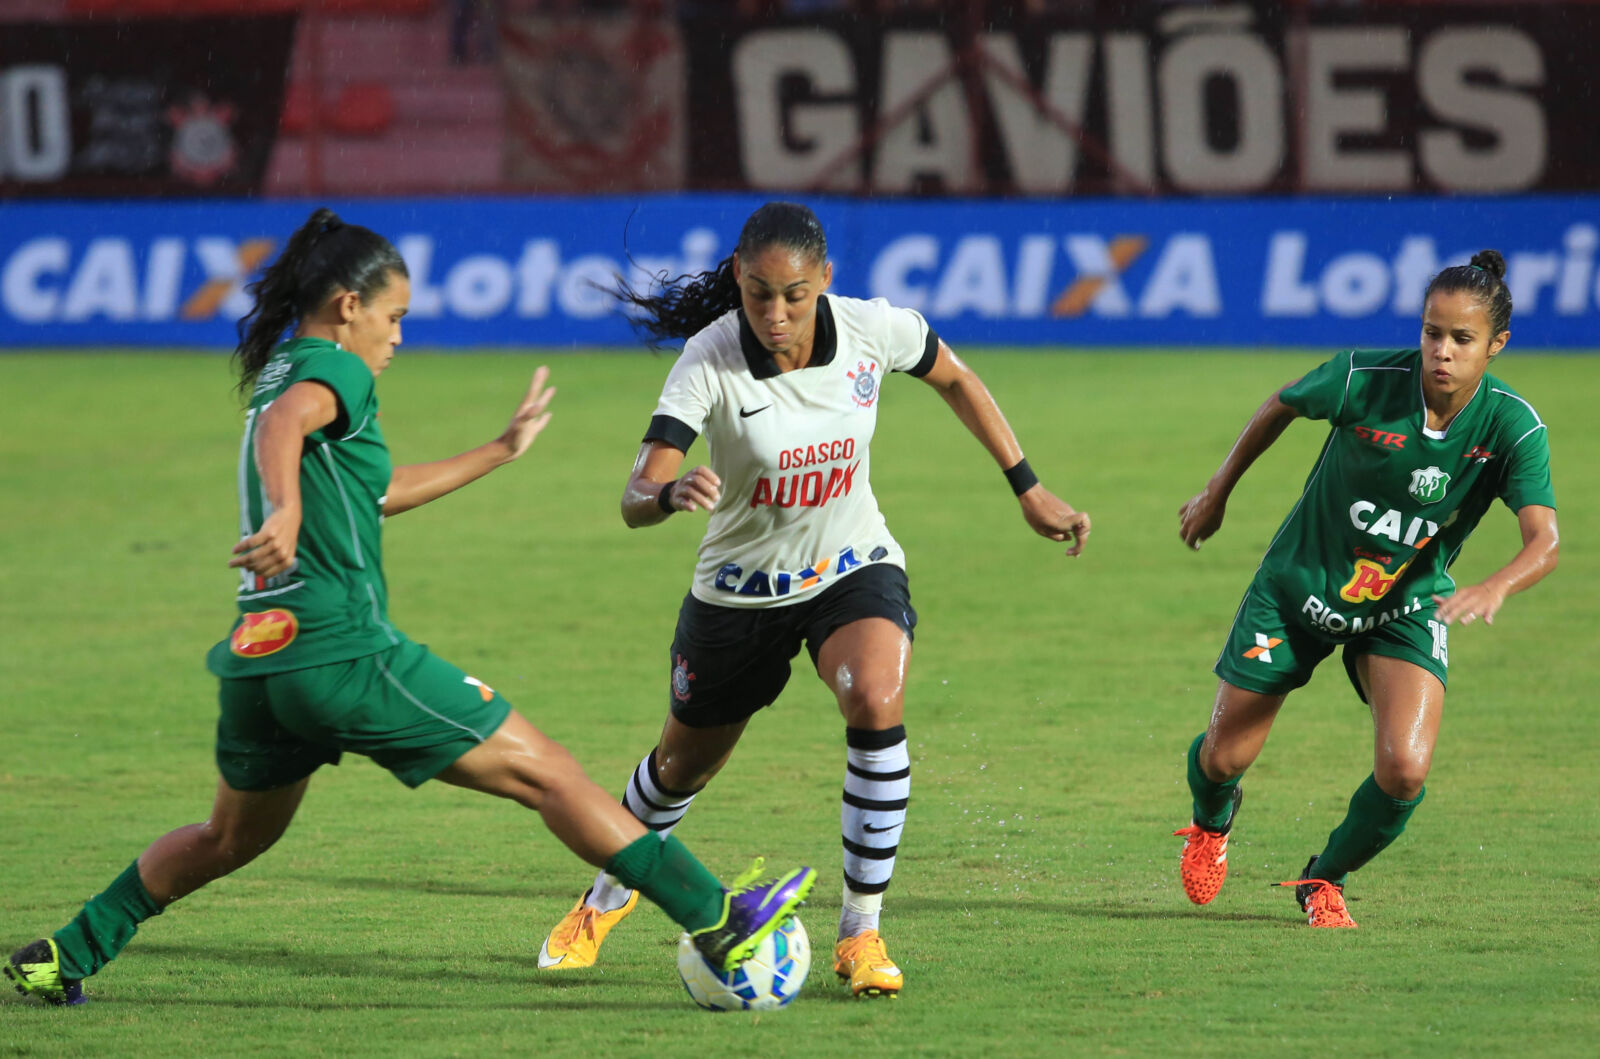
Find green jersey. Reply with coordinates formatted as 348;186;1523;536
206;338;402;677
1264;348;1554;638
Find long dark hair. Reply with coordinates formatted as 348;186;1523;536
616;202;829;347
1424;249;1513;336
233;207;408;395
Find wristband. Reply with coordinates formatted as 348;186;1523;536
657;479;678;514
1004;457;1039;496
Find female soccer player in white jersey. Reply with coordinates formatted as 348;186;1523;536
1171;250;1558;928
537;202;1092;997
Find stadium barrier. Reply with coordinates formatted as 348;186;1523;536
2;195;1596;350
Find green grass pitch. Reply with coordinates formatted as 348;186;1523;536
1;349;1595;1057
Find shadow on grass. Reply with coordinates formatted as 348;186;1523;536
888;896;1285;924
270;873;579;901
131;942;630;984
268;875;1287;923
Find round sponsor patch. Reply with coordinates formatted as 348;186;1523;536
230;609;299;657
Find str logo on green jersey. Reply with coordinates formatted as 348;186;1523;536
1408;466;1451;504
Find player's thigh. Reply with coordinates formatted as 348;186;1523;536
266;641;512;789
1351;652;1444;798
436;708;587;803
666;593;802;728
813;618;911;727
1339;610;1449;705
1212;578;1334;699
805;565;916;727
216;675;339;792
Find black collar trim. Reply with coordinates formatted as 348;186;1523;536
737;295;838;379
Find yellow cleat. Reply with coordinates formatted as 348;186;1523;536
834;929;903;998
536;888;638;969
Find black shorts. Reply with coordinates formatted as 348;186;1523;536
668;563;917;728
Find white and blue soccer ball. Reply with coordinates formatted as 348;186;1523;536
676;914;810;1011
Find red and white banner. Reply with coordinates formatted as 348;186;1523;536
500;12;685;193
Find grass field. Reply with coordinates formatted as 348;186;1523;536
1;349;1595;1058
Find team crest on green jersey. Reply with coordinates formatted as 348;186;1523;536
1408;466;1450;504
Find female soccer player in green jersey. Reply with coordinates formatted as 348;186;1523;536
4;208;814;1007
1171;250;1559;928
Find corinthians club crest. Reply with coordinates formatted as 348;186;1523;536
1408;465;1451;504
846;360;880;408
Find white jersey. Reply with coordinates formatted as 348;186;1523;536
648;293;940;609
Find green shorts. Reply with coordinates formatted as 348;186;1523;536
1213;576;1449;702
216;639;513;791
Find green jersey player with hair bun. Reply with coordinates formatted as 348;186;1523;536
5;207;814;1007
1170;249;1559;929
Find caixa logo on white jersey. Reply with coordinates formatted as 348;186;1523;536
712;545;884;599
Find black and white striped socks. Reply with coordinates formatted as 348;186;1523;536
839;724;909;937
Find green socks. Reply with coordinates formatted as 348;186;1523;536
1312;773;1426;886
1186;732;1242;831
52;860;164;980
605;834;724;933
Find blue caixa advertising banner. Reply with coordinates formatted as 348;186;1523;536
1;195;1596;349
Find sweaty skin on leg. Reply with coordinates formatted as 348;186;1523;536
137;776;311;904
816;617;910;996
1355;653;1443;803
437;709;648;865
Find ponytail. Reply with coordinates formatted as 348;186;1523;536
1424;249;1513;336
233;207;407;396
615;255;741;346
616;201;829;348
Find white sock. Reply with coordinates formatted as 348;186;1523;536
586;750;699;913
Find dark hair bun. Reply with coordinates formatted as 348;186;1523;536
1470;249;1507;280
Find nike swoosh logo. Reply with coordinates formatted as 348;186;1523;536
862;822;900;834
536;938;567;968
739;405;772;418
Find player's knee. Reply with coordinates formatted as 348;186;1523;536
199;818;285;869
1202;741;1253;782
1375;758;1429;801
836;683;902;728
511;740;588;803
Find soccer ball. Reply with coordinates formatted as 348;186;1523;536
675;915;811;1011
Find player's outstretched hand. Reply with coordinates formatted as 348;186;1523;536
228;507;301;579
1433;583;1507;626
499;366;555;462
1179;484;1227;550
666;465;722;513
1019;485;1091;557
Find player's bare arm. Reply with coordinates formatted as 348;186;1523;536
919;340;1091;555
384;366;554;516
622;440;721;527
1434;504;1559;625
1179;385;1300;550
228;379;338;579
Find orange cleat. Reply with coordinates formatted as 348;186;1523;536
536;888;638;969
834;929;902;998
1277;856;1357;928
1173;787;1242;905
